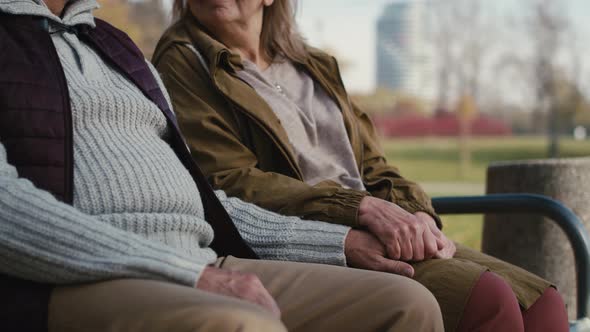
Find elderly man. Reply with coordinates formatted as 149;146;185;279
0;0;443;331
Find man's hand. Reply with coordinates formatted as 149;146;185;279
358;197;442;262
415;212;456;259
196;266;281;318
345;229;414;277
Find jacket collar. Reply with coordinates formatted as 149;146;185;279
182;14;244;74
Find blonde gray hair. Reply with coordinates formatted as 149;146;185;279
174;0;308;63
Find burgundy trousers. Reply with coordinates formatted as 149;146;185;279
456;272;569;332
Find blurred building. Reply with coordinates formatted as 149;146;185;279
376;1;434;100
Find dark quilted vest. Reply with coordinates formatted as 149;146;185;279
0;14;257;331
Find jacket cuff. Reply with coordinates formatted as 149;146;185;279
324;189;370;228
395;200;443;229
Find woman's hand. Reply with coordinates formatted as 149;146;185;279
345;229;414;277
358;197;443;262
414;212;456;259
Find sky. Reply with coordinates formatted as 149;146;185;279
295;0;590;94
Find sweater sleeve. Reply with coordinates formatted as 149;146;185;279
0;142;210;286
215;190;350;266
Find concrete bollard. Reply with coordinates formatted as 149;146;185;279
483;158;590;319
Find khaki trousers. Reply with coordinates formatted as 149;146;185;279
49;256;443;332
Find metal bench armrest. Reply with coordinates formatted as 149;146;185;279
432;193;590;323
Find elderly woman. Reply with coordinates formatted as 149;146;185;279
153;1;568;331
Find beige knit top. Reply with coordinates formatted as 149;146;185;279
237;58;365;191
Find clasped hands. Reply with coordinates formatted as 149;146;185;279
195;196;456;318
345;196;456;278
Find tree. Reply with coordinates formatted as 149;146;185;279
528;0;569;156
429;0;492;110
429;0;491;177
494;0;582;156
456;95;477;177
552;74;590;133
429;0;458;110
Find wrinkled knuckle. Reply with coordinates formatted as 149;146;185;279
386;244;397;254
409;223;421;234
386;263;400;273
425;247;437;257
371;259;384;271
388;247;401;259
385;228;399;240
402;248;412;257
417;220;428;229
399;224;411;235
415;219;428;229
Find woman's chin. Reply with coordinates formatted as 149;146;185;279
198;8;240;25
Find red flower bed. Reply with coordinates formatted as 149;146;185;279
372;113;512;137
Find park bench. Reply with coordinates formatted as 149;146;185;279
433;194;590;332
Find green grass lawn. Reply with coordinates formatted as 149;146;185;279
382;136;590;183
381;136;590;249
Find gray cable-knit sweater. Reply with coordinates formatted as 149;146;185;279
0;0;350;287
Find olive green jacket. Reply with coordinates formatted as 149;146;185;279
152;15;440;228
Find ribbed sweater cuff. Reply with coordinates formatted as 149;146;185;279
286;221;350;266
144;249;214;287
217;191;350;266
